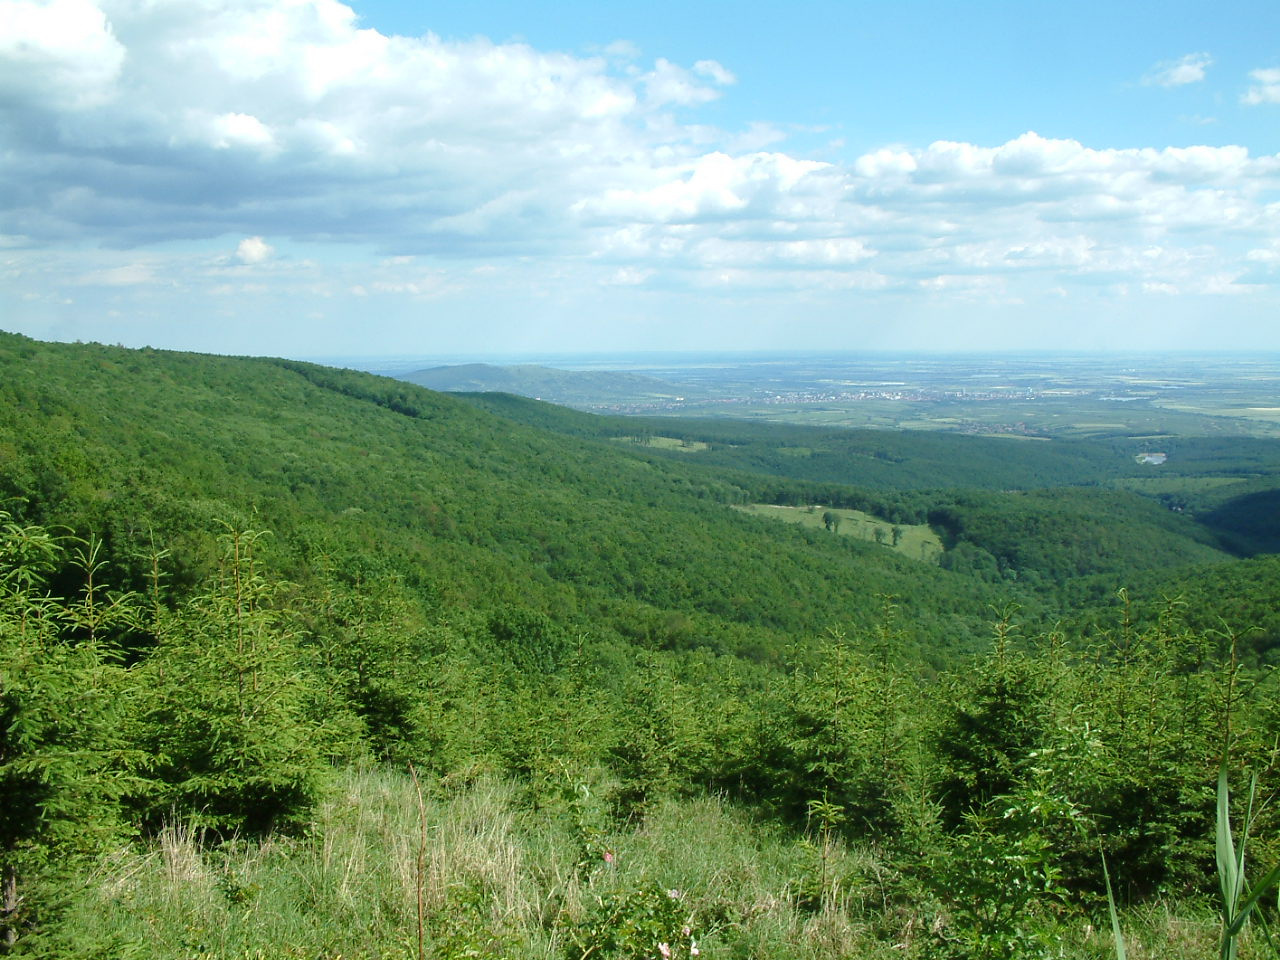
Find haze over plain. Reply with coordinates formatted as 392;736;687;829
3;0;1279;357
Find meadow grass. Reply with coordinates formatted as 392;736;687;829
735;504;943;561
609;436;710;453
33;769;891;959
28;766;1274;959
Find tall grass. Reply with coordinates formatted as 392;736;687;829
29;768;896;959
1104;766;1280;960
27;765;1273;959
1216;767;1280;960
1102;848;1128;960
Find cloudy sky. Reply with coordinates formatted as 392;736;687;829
3;0;1279;358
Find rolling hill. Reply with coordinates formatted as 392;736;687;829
2;333;1261;656
0;333;1012;661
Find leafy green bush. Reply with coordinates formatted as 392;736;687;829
926;785;1087;960
560;882;701;960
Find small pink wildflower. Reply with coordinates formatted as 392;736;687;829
603;850;615;864
657;943;671;959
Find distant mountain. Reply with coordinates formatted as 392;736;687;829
396;363;691;406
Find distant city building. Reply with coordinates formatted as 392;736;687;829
1137;452;1168;465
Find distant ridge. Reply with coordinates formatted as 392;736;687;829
396;362;689;406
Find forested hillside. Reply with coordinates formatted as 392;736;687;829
3;333;1279;959
458;391;1280;492
0;333;1017;657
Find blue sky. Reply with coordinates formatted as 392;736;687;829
359;0;1276;153
3;0;1279;358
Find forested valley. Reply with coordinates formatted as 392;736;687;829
3;331;1279;959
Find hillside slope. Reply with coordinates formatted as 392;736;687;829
0;333;1000;659
455;392;1237;580
457;391;1280;495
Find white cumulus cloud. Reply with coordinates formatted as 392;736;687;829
1142;52;1212;87
236;237;275;264
693;59;735;86
643;58;731;106
0;0;125;108
2;0;1278;344
575;152;833;223
0;0;742;254
205;113;278;152
1243;68;1280;105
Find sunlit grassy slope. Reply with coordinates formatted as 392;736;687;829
734;503;944;562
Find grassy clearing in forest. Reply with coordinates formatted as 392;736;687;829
611;435;711;452
736;503;944;562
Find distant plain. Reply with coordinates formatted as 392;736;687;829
367;352;1280;440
